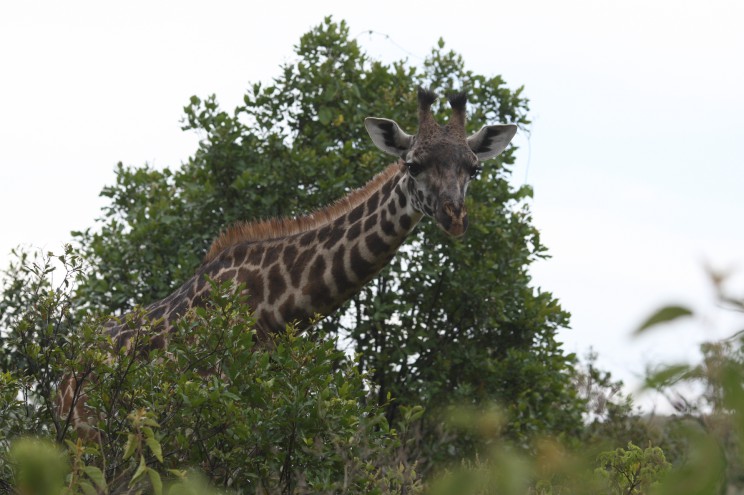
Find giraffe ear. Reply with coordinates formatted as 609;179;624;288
467;124;518;160
365;117;414;157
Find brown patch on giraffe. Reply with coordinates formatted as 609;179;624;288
346;221;362;241
195;275;208;293
365;191;380;212
190;289;209;309
221;268;238;282
160;291;178;307
396;186;407;208
331;245;351;290
267;264;286;305
332;214;347;228
231;243;247;265
247;245;264;266
400;214;413;231
278;294;295;315
317;225;332;243
278;294;305;325
366;232;389;256
303;256;331;308
308;255;327;280
148;305;166;322
349;244;375;280
299;230;316;247
282;244;298;267
387;201;397;216
290;250;314;287
203;162;406;262
381;179;394;198
149;333;166;350
380;211;396;237
324;227;345;249
347;203;365;224
259;309;278;331
186;280;198;300
239;267;264;304
262;245;280;267
363;213;378;231
169;300;189;320
311;288;333;310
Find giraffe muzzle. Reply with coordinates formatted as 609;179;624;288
439;201;468;237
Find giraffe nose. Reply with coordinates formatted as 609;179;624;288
440;201;468;237
443;201;463;218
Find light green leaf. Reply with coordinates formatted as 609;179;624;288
79;481;98;495
148;468;163;495
131;455;147;484
146;436;164;463
644;364;690;389
84;466;107;491
166;468;187;478
635;305;693;334
123;433;137;460
143;417;160;428
318;107;332;125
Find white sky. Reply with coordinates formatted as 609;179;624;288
1;0;743;412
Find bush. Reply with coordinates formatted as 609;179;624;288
0;249;420;494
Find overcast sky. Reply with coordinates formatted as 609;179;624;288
1;0;743;411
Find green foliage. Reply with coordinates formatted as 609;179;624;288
574;351;685;467
595;442;671;494
0;251;420;493
0;246;91;445
8;438;68;495
639;273;744;493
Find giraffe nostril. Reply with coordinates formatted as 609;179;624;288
443;201;463;219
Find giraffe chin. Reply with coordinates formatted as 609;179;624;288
446;222;467;238
436;215;468;238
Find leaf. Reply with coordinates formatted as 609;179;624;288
123;433;137;460
318;107;332;125
166;468;187;478
148;469;163;495
131;455;148;484
143;417;160;428
635;305;693;334
142;426;155;439
146;436;164;463
78;481;98;495
84;466;108;491
644;364;690;389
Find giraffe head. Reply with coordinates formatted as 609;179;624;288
365;88;517;237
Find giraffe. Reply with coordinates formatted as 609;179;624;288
55;88;517;439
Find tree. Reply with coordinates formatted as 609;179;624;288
69;17;582;468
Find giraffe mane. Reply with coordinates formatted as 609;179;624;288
203;161;406;263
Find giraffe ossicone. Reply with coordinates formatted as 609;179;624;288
55;88;517;439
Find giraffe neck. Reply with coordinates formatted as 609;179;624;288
223;162;423;333
108;162;424;348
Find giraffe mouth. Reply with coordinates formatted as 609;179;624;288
437;202;468;237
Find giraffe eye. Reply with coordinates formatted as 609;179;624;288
470;164;483;179
406;162;423;177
